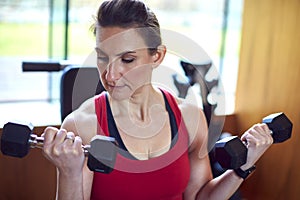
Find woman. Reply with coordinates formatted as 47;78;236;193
42;0;273;199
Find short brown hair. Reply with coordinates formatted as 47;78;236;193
93;0;162;52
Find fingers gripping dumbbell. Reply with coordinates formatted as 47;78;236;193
1;122;117;174
214;112;293;169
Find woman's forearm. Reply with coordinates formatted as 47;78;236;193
196;170;244;200
56;170;84;200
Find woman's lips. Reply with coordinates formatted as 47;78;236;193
107;84;126;90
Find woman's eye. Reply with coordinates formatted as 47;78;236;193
121;58;135;63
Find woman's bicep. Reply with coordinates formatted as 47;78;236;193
184;152;213;200
181;104;212;199
181;103;209;158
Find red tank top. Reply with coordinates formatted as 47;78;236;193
91;90;190;200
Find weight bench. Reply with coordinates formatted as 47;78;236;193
60;66;105;122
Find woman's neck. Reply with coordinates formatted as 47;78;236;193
111;85;159;120
109;85;168;139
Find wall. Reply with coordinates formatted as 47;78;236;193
0;126;56;200
235;0;300;199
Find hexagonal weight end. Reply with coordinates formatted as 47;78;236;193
1;122;33;158
262;112;293;143
87;135;117;173
215;136;248;169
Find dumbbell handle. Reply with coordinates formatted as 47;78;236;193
28;134;90;156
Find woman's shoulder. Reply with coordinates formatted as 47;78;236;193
176;97;208;154
61;96;97;144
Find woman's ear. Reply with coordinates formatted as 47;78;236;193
152;45;166;68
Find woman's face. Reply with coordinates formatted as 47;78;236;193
95;26;158;100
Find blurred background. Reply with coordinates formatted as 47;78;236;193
0;0;299;199
0;0;243;125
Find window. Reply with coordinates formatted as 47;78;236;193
147;0;244;114
0;0;243;126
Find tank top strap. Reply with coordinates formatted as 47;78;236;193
159;89;183;128
94;91;109;136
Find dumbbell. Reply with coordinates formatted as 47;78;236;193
214;112;293;169
0;122;117;174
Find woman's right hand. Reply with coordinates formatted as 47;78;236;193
42;127;85;177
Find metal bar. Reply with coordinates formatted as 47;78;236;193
219;0;230;76
64;0;70;60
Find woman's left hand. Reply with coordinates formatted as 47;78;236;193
240;123;273;170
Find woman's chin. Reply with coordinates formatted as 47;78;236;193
109;87;132;101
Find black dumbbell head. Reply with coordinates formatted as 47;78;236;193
214;136;248;169
1;122;33;158
262;112;293;143
87;135;117;173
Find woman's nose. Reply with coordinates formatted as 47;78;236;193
106;62;122;82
